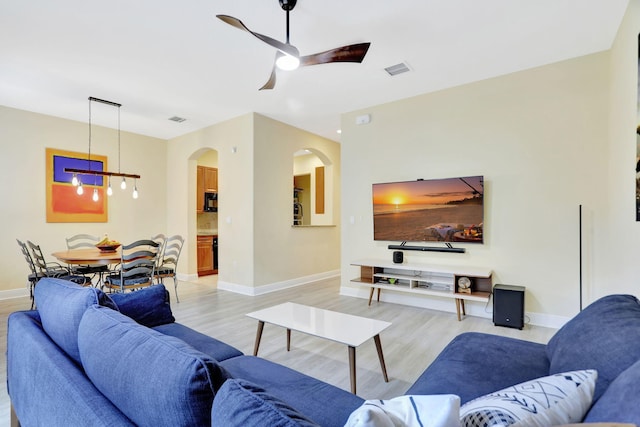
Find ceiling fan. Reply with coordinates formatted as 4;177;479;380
216;0;371;90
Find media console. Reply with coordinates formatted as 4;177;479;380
351;259;492;321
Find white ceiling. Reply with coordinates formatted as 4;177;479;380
0;0;629;142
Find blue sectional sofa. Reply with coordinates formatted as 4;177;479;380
6;278;640;426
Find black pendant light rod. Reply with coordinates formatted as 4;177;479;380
64;168;141;179
89;96;121;108
65;96;141;182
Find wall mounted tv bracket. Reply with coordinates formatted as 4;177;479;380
388;241;466;254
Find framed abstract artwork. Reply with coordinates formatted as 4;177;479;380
46;148;108;223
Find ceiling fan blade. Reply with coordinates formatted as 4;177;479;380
216;15;299;58
299;42;371;67
259;56;278;91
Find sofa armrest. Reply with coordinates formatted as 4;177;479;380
7;311;135;427
405;332;549;404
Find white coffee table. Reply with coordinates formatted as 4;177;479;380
246;302;391;394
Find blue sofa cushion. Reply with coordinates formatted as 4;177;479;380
405;332;550;404
108;284;175;327
78;305;229;427
211;379;320;427
33;277;117;364
220;355;364;427
546;294;640;400
153;322;243;362
584;358;640;425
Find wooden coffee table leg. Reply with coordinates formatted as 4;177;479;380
287;328;291;351
373;334;389;382
253;321;264;356
348;346;357;394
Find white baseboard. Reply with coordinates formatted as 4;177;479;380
0;287;30;301
177;272;198;282
339;285;570;330
218;270;340;296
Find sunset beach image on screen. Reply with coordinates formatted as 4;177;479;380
372;176;484;243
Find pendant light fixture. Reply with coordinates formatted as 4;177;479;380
66;97;141;200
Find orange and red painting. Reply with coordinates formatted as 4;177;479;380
46;148;108;223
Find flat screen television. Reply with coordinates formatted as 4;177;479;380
372;175;484;244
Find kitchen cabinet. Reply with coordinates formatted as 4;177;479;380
197;167;204;213
197;235;216;276
204;167;217;192
196;166;218;213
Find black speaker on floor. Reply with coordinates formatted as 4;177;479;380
493;284;525;330
392;251;403;264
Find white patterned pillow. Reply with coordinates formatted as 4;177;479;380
345;394;461;427
460;370;596;427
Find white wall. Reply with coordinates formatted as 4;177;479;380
340;51;614;326
0;106;167;295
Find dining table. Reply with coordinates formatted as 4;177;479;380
52;248;122;266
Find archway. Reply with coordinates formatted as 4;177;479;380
292;148;334;226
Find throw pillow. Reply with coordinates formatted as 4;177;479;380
33;277;117;364
345;394;461;427
107;284;175;327
211;378;320;427
460;370;596;427
78;305;229;427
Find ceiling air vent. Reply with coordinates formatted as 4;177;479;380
168;116;186;123
384;62;411;76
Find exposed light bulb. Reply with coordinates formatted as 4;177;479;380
276;53;300;71
107;176;113;196
120;177;127;190
76;182;83;195
92;188;99;202
71;173;78;186
132;180;138;199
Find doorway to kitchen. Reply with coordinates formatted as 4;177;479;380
196;149;218;277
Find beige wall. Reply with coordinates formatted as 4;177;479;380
251;113;341;291
166;113;341;294
166;113;255;286
599;0;640;302
340;51;615;326
0;106;167;295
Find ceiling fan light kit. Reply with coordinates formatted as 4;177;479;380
216;0;371;90
275;52;300;71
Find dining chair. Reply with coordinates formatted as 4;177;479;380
103;239;160;294
26;240;91;287
150;234;167;268
65;233;101;249
17;239;45;309
65;234;111;286
154;235;184;302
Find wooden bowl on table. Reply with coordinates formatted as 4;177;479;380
95;243;121;252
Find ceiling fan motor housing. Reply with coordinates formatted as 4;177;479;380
279;0;297;11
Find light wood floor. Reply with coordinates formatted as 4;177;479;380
0;276;557;426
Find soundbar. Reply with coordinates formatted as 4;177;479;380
387;244;465;253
